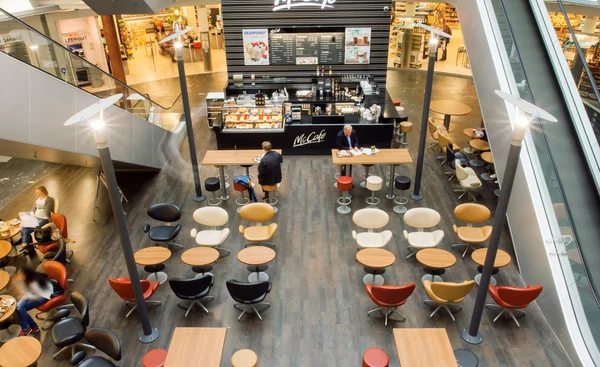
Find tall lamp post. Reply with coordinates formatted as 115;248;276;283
410;23;452;201
461;90;557;346
64;94;160;343
160;26;206;202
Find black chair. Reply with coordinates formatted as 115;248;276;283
39;239;74;283
169;275;215;318
70;328;121;367
143;203;183;249
226;280;271;322
446;144;469;181
52;291;95;360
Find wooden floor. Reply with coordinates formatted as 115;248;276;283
0;71;572;366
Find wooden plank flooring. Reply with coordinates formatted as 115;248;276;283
0;71;572;366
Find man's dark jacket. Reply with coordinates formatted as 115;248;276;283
258;151;283;185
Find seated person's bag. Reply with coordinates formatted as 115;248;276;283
33;227;53;244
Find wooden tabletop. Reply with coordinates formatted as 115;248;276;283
471;248;512;268
416;249;456;269
165;327;227;367
481;151;494;164
181;247;220;267
0;241;11;259
202;149;282;166
393;328;458;367
0;295;16;323
0;221;20;241
0;336;42;367
430;100;472;117
237;247;276;266
134;247;172;266
0;271;10;291
331;149;413;166
469;139;490;151
356;248;396;268
463;128;484;139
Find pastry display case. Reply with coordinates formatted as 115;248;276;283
221;104;284;133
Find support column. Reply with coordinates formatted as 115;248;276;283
100;15;126;85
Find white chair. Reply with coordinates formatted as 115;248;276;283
455;159;482;202
351;208;393;250
190;207;231;257
403;208;444;259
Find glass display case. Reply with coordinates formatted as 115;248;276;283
221;104;284;132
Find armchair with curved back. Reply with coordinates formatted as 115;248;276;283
36;261;70;330
445;144;469;181
423;280;475;322
486;284;543;328
226;279;272;322
455;159;482;202
36;213;67;255
70;328;121;366
51;291;95;360
143;203;183;249
427;118;443;151
351;209;393;250
452;203;492;258
365;283;415;326
403;208;444;259
437;133;460;165
190;207;231;257
108;277;161;319
238;203;278;248
169;275;215;318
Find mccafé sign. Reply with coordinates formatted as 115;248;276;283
273;0;336;11
293;130;327;147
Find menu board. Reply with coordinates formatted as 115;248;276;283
269;30;345;65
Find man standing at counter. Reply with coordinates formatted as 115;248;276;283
336;124;360;176
258;141;283;199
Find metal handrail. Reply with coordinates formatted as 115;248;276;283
0;6;179;111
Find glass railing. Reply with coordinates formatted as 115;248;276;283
0;7;181;132
490;0;600;363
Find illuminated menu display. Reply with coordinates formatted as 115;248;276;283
269;30;345;65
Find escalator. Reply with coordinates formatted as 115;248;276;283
476;0;600;365
0;7;184;169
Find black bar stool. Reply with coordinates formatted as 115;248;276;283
393;176;411;214
241;164;254;180
205;177;222;206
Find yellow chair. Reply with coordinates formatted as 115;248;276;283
423;280;475;322
437;133;460;165
452;204;492;258
239;203;278;248
427;118;448;151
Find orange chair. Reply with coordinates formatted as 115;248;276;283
365;283;415;326
423;280;475;322
37;213;68;255
36;261;69;330
486;284;543;328
108;277;161;318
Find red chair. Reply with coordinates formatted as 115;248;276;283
365;283;415;326
362;348;389;367
36;261;69;330
142;348;168;367
37;213;67;255
486;284;543;328
108;277;161;319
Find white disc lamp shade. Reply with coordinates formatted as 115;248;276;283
158;26;193;44
126;93;146;101
494;90;558;123
416;23;453;39
64;94;124;126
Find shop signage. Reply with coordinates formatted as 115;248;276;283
64;34;87;44
0;34;23;45
293;130;327;147
273;0;336;12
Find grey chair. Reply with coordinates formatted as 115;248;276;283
70;328;121;366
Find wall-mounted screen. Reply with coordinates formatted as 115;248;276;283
268;27;345;65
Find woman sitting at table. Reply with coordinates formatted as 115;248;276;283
20;186;55;246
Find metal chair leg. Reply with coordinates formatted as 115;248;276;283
429;305;442;318
444;306;456;322
168;242;184;249
508;311;521;328
126;304;138;318
493;309;506;324
252;306;263;322
367;307;383;316
392;309;406;321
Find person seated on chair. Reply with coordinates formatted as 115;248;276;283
258;141;282;199
20;186;55;246
336;124;360;176
13;267;62;336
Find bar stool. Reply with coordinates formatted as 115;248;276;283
192;265;214;278
142;348;168;367
241;164;254;180
455;349;479;367
231;349;258;367
360;164;374;188
366;176;383;207
234;180;250;213
144;264;167;285
362;348;389;367
400;121;413;146
393;176;411;214
205;177;222;206
336;176;353;215
262;184;279;214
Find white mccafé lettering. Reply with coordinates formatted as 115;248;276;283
273;0;336;11
293;130;327;147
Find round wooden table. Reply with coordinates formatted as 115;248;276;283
356;248;396;285
462;128;484;154
0;271;10;292
134;247;172;284
237;247;276;282
181;247;220;278
0;220;20;245
480;152;495;181
430;100;472;132
469;139;490;167
0;336;42;367
471;248;511;286
0;295;18;342
416;248;456;283
0;241;12;259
